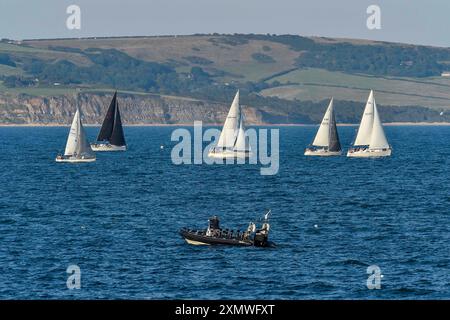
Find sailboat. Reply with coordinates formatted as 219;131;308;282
55;107;96;163
347;90;392;157
304;98;342;156
91;91;127;151
208;90;251;159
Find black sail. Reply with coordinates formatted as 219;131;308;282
328;106;341;152
96;92;117;142
109;98;126;147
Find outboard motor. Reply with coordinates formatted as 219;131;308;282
253;222;270;247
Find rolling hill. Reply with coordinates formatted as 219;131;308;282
1;34;450;124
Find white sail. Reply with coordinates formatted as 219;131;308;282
369;101;389;149
354;90;375;146
64;108;94;157
76;114;95;157
234;115;248;151
64;109;79;156
312;99;333;147
216;90;240;149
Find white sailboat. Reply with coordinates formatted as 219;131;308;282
55;107;96;163
347;90;392;157
208;90;252;159
304;98;342;156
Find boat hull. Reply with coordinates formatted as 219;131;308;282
55;156;96;163
304;149;342;156
91;143;126;152
180;229;253;246
207;150;252;159
347;148;392;158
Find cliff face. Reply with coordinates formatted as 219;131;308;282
0;93;265;125
2;92;447;125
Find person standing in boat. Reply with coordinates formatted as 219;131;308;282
243;222;256;240
206;216;220;237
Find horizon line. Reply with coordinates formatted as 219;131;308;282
4;33;448;49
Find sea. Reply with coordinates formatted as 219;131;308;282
0;125;449;299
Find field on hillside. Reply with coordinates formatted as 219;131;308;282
262;68;450;109
24;36;299;83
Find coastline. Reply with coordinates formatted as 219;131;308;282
1;122;450;127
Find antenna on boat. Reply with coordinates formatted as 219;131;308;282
264;209;271;221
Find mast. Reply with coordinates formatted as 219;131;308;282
353;90;375;146
216;90;240;150
96;91;117;142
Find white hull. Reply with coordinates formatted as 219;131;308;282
304;149;342;156
55;156;96;163
185;239;210;246
208;150;252;159
90;143;126;152
347;148;392;158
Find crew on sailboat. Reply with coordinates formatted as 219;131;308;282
347;90;392;157
208;90;252;159
305;98;342;156
55;107;96;163
91;91;127;151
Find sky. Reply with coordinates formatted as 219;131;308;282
1;0;450;47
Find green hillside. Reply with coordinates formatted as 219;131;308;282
1;34;450;123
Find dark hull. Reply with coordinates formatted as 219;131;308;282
180;229;253;246
180;229;274;247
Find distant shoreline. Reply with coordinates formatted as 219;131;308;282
1;122;450;127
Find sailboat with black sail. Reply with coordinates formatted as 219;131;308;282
304;98;342;156
91;91;127;151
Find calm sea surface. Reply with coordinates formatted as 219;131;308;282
0;125;449;299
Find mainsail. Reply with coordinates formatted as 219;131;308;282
312;98;341;151
369;101;389;149
354;90;375;146
328;100;341;152
234;114;248;152
312;100;331;147
96;92;126;146
65;108;94;157
216;90;241;150
64;109;79;156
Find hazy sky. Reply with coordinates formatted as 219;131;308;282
1;0;449;47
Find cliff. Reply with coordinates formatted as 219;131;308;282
0;92;265;125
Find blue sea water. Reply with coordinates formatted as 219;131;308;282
0;125;449;299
